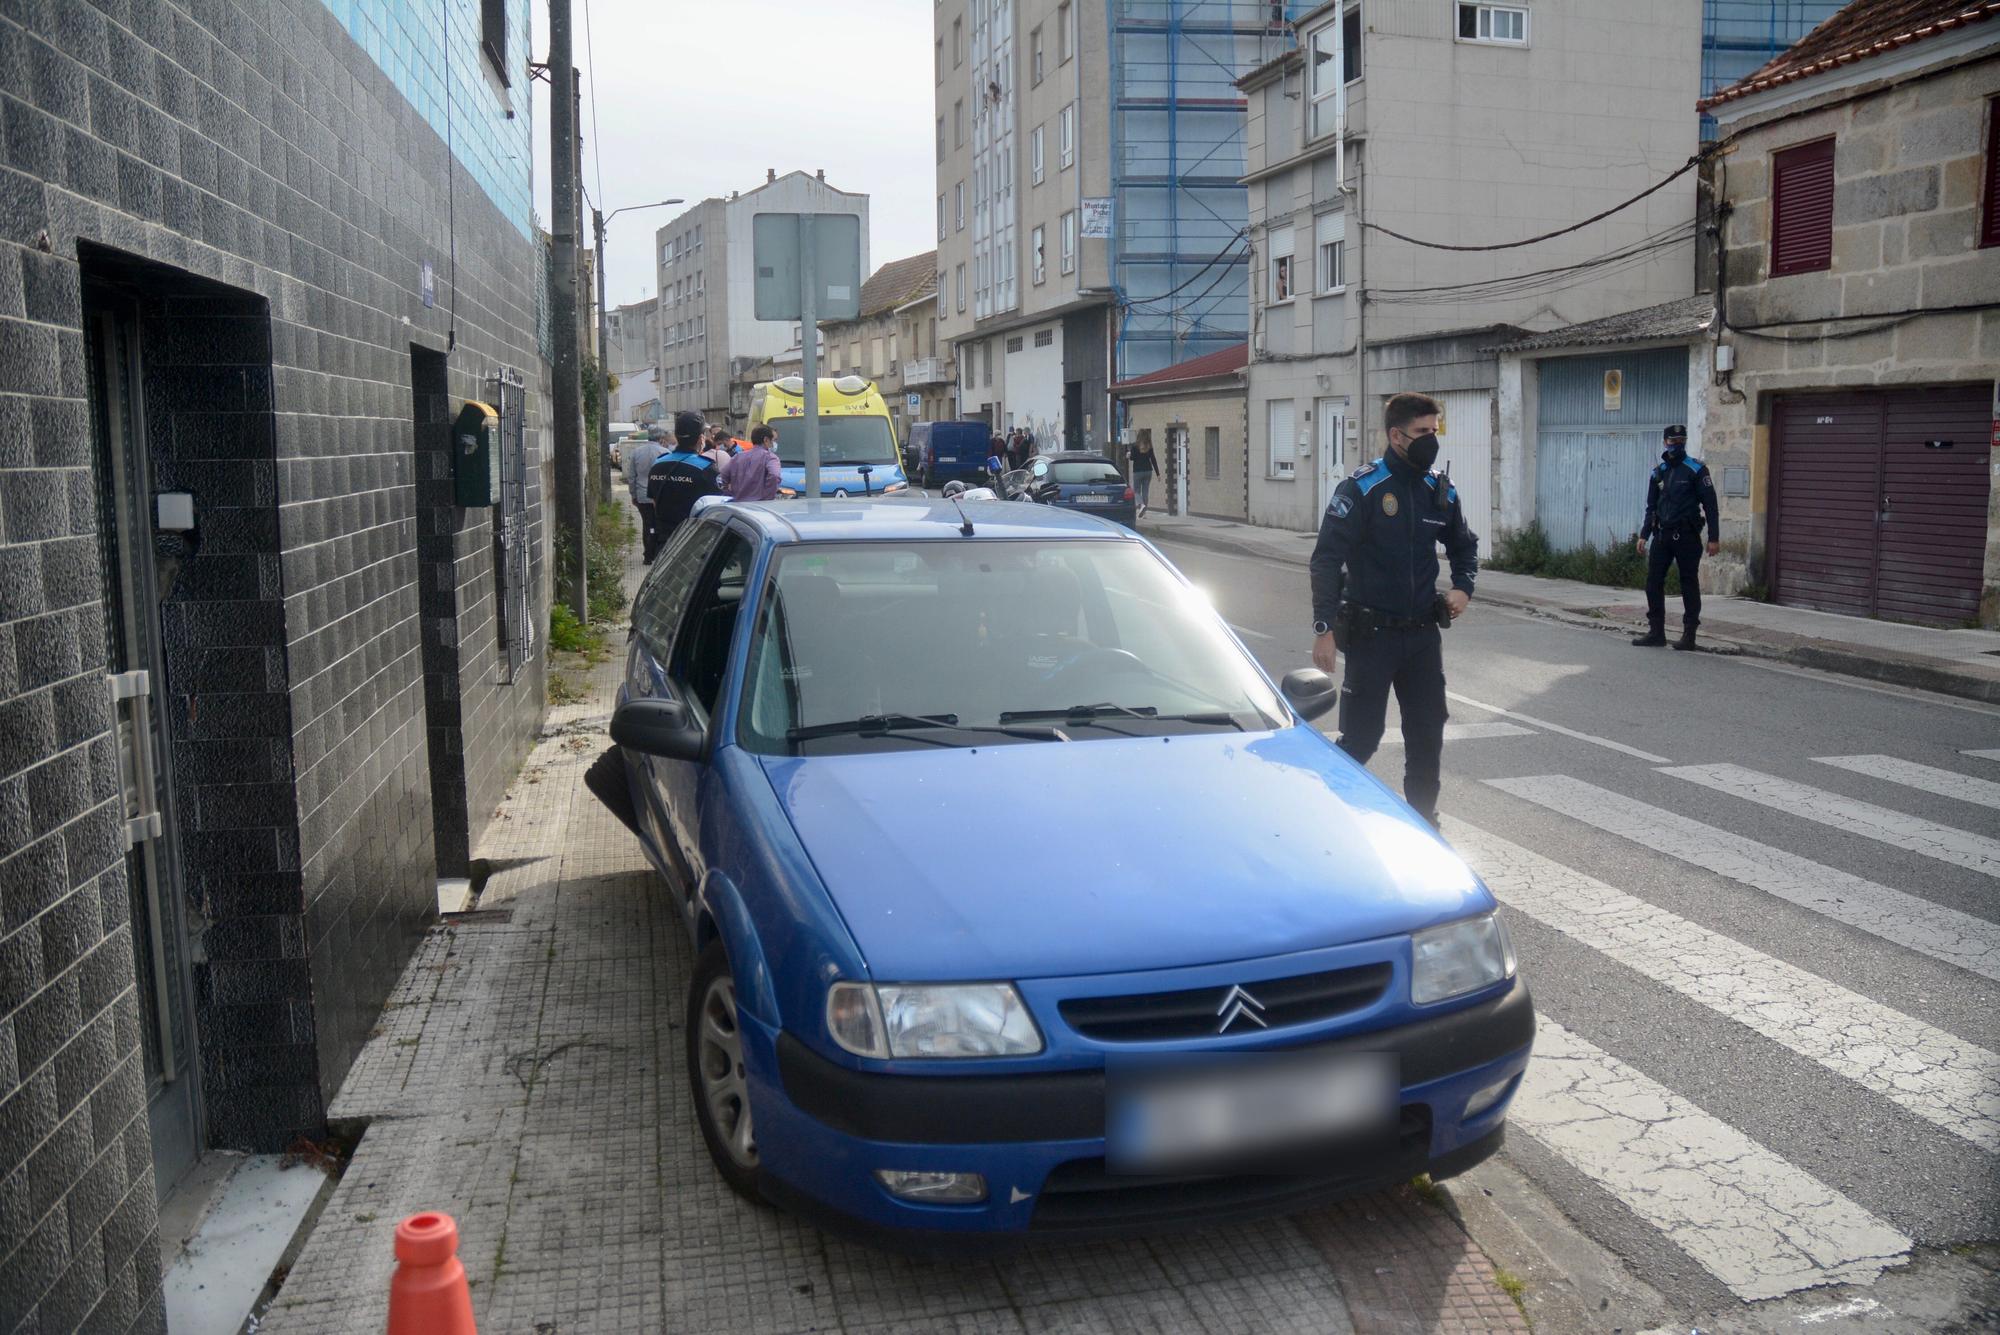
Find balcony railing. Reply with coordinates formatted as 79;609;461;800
901;357;949;386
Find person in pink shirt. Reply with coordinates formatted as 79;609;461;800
720;424;784;502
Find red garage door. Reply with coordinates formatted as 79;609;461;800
1772;386;1993;625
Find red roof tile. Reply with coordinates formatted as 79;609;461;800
1110;343;1249;393
1700;0;2000;110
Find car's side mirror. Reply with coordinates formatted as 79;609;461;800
610;697;706;762
1280;668;1339;722
1030;459;1050;479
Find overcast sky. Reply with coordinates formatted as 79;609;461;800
531;0;937;311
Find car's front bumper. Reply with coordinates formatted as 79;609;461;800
744;981;1533;1248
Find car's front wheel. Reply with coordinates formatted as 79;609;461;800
687;941;761;1201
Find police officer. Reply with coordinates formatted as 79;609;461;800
643;411;720;562
1310;393;1479;827
1632;424;1719;651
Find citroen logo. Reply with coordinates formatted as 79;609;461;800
1215;984;1268;1033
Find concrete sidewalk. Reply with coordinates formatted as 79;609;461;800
1143;511;2000;704
253;533;1535;1335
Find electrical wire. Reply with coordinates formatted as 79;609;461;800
1362;146;1718;252
1726;300;2000;339
440;0;457;351
581;0;605;209
1119;230;1250;309
1368;221;1699;305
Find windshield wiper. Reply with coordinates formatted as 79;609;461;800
997;703;1247;731
787;713;1067;743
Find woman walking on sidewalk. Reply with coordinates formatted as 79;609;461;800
1128;434;1161;519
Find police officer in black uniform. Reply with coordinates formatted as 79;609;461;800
1310;392;1479;827
1632;424;1720;651
643;410;720;561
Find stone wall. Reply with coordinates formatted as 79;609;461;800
1123;386;1248;522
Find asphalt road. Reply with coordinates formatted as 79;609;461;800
1154;536;2000;1331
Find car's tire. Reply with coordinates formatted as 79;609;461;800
687;940;763;1203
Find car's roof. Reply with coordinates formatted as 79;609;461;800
1038;451;1114;463
717;497;1135;544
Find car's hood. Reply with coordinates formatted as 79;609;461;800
756;727;1491;981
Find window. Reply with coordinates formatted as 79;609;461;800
1267;399;1297;477
983;342;993;387
1983;97;2000;248
1268;225;1295;302
1345;5;1362;83
937;115;945;162
955;100;966;148
1031;26;1045;84
1032;126;1046;184
936;37;945;82
1006;335;1024;353
1458;4;1527;44
480;0;509;84
938;194;947;240
956;263;967;312
1771;138;1835;276
634;523;724;663
938;272;948;316
1060;104;1076;169
1060;211;1077;274
955;182;965;231
953;16;963;65
676;535;756;719
963;352;975;389
1032;224;1046;284
1058;1;1073;62
1316;213;1345;292
1034;328;1053;348
1204;426;1221;480
1307;21;1341;139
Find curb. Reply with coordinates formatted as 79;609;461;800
1147;521;2000;707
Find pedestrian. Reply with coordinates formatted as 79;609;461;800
1309;392;1479;828
1008;430;1032;472
1128;433;1161;519
626;426;668;559
1632;424;1720;652
643;411;718;562
719;424;784;502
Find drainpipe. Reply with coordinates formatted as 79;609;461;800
1353;147;1367;468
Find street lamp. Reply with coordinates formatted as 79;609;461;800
593;197;683;495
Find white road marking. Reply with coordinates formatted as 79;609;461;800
1446;818;2000;1153
1661;764;2000;879
1486;775;2000;985
1446;692;1671;764
1813;755;2000;812
1226;622;1274;641
1511;1018;1911;1301
1961;748;2000;764
1379;722;1536;744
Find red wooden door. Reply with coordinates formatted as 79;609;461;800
1772;393;1883;617
1876;386;1992;626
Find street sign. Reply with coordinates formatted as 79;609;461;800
1080;198;1113;239
753;213;862;321
905;393;921;412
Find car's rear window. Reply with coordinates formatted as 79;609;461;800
738;540;1285;754
1050;460;1123;485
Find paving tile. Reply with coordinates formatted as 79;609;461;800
1018;1288;1205;1333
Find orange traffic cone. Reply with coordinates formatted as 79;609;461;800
387;1212;479;1334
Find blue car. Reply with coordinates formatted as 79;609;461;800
614;498;1532;1247
1024;451;1139;529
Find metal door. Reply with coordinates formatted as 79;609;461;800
86;300;202;1196
1534;349;1688;550
1772;393;1882;615
1315;398;1345;516
1432;391;1493;541
1169;425;1190;516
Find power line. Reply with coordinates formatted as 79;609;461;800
1368;221;1698;305
1363;147;1715;252
1121;230;1249;308
582;0;605;210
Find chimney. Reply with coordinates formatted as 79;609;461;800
816;168;824;181
767;168;776;183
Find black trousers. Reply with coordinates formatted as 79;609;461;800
638;501;660;563
1337;624;1448;822
1645;531;1704;629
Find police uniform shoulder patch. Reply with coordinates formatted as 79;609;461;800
1352;459;1392;496
1381;491;1399;516
1329;494;1353;519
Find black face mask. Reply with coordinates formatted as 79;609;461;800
1403;431;1441;472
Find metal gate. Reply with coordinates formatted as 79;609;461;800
1432;390;1494;541
488;368;535;682
1534;349;1688;550
1773;385;1992;625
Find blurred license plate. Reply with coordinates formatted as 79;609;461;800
1107;1052;1396;1173
1075;494;1113;504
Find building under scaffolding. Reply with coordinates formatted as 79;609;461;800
1701;0;1846;137
1108;1;1299;379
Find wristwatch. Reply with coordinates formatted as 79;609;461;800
1313;619;1332;636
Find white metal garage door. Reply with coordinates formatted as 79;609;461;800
1433;391;1494;541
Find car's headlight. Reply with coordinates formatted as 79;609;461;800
883;481;908;493
778;486;799;498
1411;913;1516;1005
826;981;1043;1058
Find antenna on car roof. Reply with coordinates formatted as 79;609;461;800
948;493;975;537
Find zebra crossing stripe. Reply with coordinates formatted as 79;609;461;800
1485;775;2000;984
1511;1018;1911;1301
1444;818;2000;1153
1813;755;2000;812
1964;749;2000;765
1377;722;1535;744
1660;763;2000;879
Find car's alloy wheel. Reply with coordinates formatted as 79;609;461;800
687;941;762;1200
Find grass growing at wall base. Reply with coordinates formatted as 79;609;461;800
1486;521;1681;595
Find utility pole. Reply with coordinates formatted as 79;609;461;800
548;0;586;622
594;208;611;505
800;213;820;500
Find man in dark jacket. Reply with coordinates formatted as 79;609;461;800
1308;392;1479;826
643;410;719;562
1632;424;1720;651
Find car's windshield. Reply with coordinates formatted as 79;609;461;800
739;541;1286;753
1050;459;1123;485
772;414;898;466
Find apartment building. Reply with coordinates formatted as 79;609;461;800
934;1;1292;452
655;170;871;424
1240;0;1702;534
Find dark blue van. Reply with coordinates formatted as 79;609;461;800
918;420;998;488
